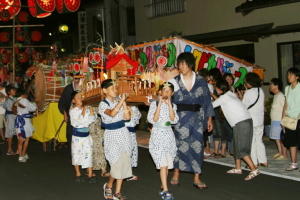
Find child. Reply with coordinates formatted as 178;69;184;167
147;82;179;200
211;79;259;180
0;85;7;144
125;105;142;181
69;91;97;183
14;88;37;162
4;85;17;155
99;79;132;200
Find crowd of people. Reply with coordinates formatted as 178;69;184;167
1;52;300;200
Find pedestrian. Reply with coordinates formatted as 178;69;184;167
4;85;17;155
69;91;97;183
168;52;214;189
125;105;141;181
238;72;268;168
269;78;287;160
212;79;260;180
147;82;179;200
14;88;38;162
281;67;300;171
99;79;132;200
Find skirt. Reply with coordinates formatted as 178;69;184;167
71;135;93;169
269;121;282;140
230;119;253;159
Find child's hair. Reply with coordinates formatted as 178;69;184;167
5;84;16;94
244;72;261;87
199;68;209;79
208;68;222;82
71;91;79;101
160;82;174;92
270;78;283;91
176;52;196;71
101;79;116;89
216;79;229;95
16;88;26;98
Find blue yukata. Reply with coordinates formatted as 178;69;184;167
169;73;214;174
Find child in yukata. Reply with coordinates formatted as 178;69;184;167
14;88;37;162
99;79;132;200
125;105;141;181
69;91;97;183
4;85;17;155
147;82;179;200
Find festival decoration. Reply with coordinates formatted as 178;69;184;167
0;52;10;63
89;48;101;65
0;31;10;42
157;56;167;80
36;0;55;13
31;31;42;41
56;0;80;13
7;0;21;17
32;51;43;62
0;9;11;21
17;52;29;63
16;30;26;42
58;24;68;33
27;0;52;18
18;11;30;22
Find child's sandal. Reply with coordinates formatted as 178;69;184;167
245;169;260;181
103;183;113;199
161;191;174;200
114;193;127;200
75;175;86;182
227;168;242;174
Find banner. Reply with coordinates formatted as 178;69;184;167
126;37;263;87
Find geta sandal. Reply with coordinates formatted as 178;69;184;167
227;168;242;174
245;169;260;181
193;182;208;189
126;175;138;181
6;150;16;155
170;179;179;186
88;176;97;184
214;154;226;158
85;172;96;177
209;152;218;157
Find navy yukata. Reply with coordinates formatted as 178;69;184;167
171;74;214;174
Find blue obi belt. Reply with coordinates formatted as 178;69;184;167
102;120;125;130
15;113;34;138
73;127;89;137
127;127;136;132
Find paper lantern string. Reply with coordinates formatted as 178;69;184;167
163;82;171;89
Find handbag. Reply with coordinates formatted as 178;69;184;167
280;86;299;130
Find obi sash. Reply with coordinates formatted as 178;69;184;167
102;120;125;130
127;127;136;132
15;113;34;138
176;104;201;112
153;121;171;128
73;127;89;137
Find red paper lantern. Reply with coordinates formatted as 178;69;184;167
17;52;29;63
0;9;11;21
36;0;55;12
0;0;13;12
32;51;43;62
18;11;30;22
31;31;42;42
0;31;10;42
64;0;80;12
16;31;26;42
27;0;52;18
0;52;11;63
7;0;21;17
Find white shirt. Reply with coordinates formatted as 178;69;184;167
270;92;285;121
168;72;196;92
242;87;265;126
212;91;251;127
70;107;97;128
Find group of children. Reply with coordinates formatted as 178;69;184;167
3;85;38;163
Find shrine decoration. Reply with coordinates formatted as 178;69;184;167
27;0;52;18
156;56;167;81
0;31;10;42
89;48;102;65
36;0;55;13
0;9;11;21
31;31;42;41
58;24;68;33
7;0;21;17
32;51;43;62
18;11;30;22
0;52;11;63
16;30;26;42
17;52;29;63
56;0;80;13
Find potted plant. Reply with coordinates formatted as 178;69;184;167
264;97;273;136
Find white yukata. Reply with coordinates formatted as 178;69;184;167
98;98;132;179
15;98;37;138
70;107;97;168
125;106;141;167
4;96;17;138
147;101;179;169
